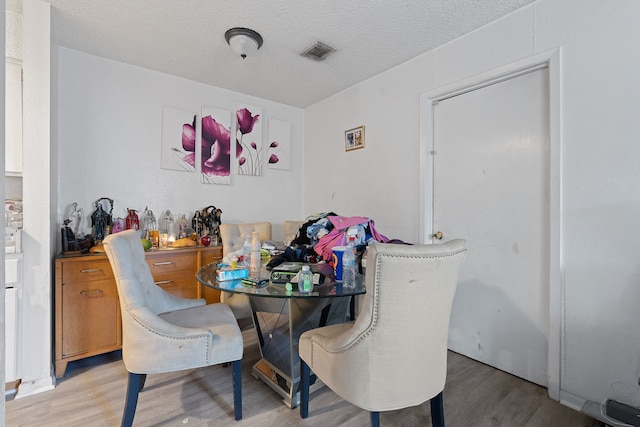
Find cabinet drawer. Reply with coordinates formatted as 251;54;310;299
155;281;198;299
146;252;196;276
152;269;199;299
62;259;114;283
62;279;120;357
152;270;195;287
201;251;222;267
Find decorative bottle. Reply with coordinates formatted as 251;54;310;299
242;235;252;266
298;265;313;293
250;231;261;278
178;214;188;233
159;210;175;247
143;208;158;247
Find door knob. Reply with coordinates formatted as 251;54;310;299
433;231;443;240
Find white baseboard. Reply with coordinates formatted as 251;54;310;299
560;389;587;412
14;375;54;399
5;380;20;399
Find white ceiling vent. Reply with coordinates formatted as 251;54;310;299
301;41;336;61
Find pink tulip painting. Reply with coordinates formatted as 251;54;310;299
161;106;197;172
236;105;263;176
200;107;233;184
267;118;291;171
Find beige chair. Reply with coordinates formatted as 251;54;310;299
284;220;305;246
103;230;243;427
220;222;272;256
219;222;272;320
299;240;467;427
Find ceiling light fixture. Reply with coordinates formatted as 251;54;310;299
225;27;263;59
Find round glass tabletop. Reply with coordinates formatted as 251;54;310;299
196;261;365;299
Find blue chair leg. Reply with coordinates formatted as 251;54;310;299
232;360;242;421
430;391;445;427
370;411;380;427
300;360;311;418
122;372;144;427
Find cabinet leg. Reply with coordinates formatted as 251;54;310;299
55;360;69;379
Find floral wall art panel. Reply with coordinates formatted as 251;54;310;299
201;106;232;185
161;106;197;172
267;118;291;170
236;104;263;176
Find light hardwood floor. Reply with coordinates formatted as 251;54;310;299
6;330;601;427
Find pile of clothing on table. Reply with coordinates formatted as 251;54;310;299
267;212;393;271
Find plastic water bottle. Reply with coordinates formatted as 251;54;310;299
342;236;357;289
298;265;313;293
250;232;261;278
242;235;252;266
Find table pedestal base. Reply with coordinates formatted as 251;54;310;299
249;295;352;408
251;359;324;408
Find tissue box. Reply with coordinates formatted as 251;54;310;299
216;267;249;281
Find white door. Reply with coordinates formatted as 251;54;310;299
432;68;550;386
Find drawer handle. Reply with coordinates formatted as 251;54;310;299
80;268;103;273
80;289;104;296
153;261;174;266
154;280;174;286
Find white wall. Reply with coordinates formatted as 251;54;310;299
1;0;6;421
57;48;304;243
17;0;55;398
304;0;640;410
536;1;640;410
5;9;21;60
4;10;22;198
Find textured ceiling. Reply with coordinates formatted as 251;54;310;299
10;0;536;108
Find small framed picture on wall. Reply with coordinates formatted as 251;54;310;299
345;126;365;152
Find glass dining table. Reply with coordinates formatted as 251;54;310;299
196;261;365;408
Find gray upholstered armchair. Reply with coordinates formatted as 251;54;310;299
103;230;244;427
299;240;467;426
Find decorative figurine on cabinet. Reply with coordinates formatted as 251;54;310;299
67;202;84;238
192;210;204;238
111;218;124;233
141;206;156;238
201;205;222;241
61;219;79;254
91;197;114;244
125;209;140;231
61;217;93;255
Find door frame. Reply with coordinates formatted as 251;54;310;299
418;48;562;401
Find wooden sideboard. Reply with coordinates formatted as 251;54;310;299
54;245;223;378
